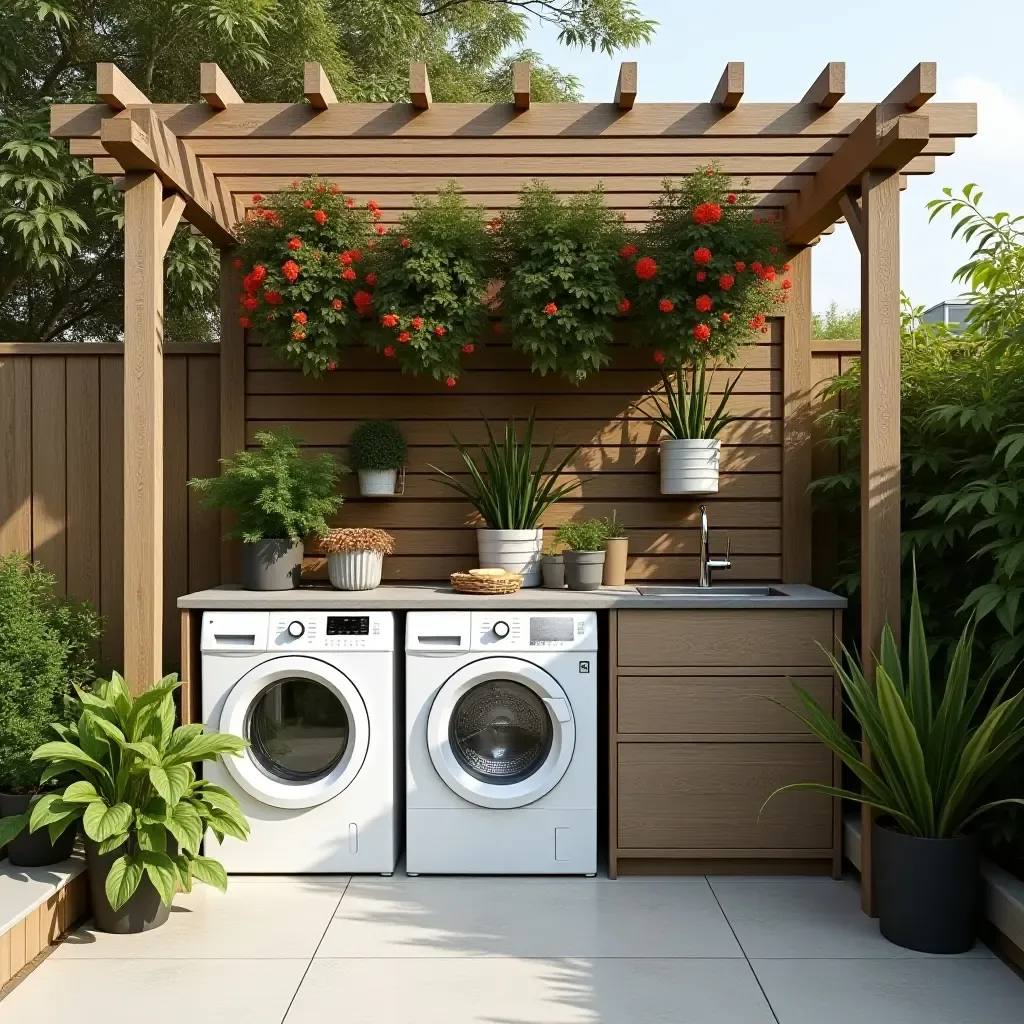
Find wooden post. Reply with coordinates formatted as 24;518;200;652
858;169;902;915
219;253;246;583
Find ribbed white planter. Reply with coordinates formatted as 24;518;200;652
358;469;398;496
476;528;544;587
660;438;721;495
327;549;384;590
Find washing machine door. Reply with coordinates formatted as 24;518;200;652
218;655;370;810
427;656;576;809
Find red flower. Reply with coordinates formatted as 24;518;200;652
761;326;769;333
492;322;503;334
332;299;344;311
695;295;713;313
375;224;387;235
782;279;793;290
411;316;423;329
252;193;263;204
282;260;300;282
232;258;243;270
293;311;308;324
328;362;337;371
749;313;766;329
753;217;761;225
693;323;711;342
445;376;457;387
735;261;746;273
761;266;777;282
368;200;380;212
694;247;712;265
619;243;638;259
341;268;357;281
287;237;302;251
313;209;328;225
241;295;259;311
653;351;665;365
353;290;373;309
751;261;763;274
381;313;399;328
658;298;674;313
264;290;282;305
721;312;731;323
384;345;395;358
372;209;382;220
345;197;355;208
331;184;340;194
365;272;377;286
350;250;363;262
543;302;558;316
692;202;723;225
770;247;779;255
434;325;446;337
635;256;658;280
239;316;251;328
726;193;738;204
292;330;306;341
704;168;714;176
251;265;267;284
302;200;313;209
400;238;411;248
398;331;411;343
718;273;735;291
462;344;475;354
339;251;353;265
617;297;631;314
782;263;791;272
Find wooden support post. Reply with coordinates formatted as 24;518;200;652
859;169;902;916
712;62;744;110
410;62;432;110
304;63;337;110
219;253;246;584
513;62;531;110
123;172;182;691
614;62;637;110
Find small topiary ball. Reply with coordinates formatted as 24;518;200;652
348;419;407;471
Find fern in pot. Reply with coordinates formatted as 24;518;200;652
349;420;407;496
556;519;609;591
430;411;580;587
190;428;343;590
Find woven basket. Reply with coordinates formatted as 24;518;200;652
450;570;523;595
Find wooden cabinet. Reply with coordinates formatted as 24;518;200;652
609;608;842;878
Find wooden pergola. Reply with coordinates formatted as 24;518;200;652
51;58;974;911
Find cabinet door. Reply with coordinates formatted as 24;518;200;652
617;742;833;851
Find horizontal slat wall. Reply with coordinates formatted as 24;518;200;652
0;345;220;673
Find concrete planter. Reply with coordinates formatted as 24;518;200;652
477;529;544;587
563;550;606;591
327;549;384;591
541;554;565;589
602;537;629;586
660;438;720;494
358;468;398;496
241;539;303;590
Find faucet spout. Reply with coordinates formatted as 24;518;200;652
698;504;731;587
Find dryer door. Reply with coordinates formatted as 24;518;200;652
427;656;576;809
218;655;370;810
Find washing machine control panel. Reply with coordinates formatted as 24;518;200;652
473;612;596;651
268;612;394;652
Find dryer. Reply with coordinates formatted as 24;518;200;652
405;610;597;875
201;610;399;874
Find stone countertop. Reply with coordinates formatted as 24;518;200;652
178;582;846;611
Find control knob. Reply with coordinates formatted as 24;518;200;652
492;620;510;639
287;620;305;638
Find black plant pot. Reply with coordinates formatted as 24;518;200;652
873;819;980;954
84;837;175;934
0;792;78;867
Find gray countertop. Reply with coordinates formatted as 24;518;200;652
178;582;846;611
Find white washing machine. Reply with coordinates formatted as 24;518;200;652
405;610;597;875
200;610;399;874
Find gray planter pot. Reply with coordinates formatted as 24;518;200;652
241;539;303;590
0;791;77;866
563;550;605;591
84;836;177;934
541;554;565;589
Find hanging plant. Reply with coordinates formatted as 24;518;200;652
495;183;628;382
366;184;490;386
625;165;789;366
234;177;376;377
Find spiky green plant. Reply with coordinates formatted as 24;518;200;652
430;411;581;530
764;565;1024;838
640;362;737;440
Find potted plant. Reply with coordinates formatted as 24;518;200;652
322;528;396;590
541;539;566;590
190;428;343;591
556;519;609;591
601;511;629;586
763;567;1024;954
349;420;407;496
430;411;580;587
10;672;249;933
640;362;738;494
0;555;102;866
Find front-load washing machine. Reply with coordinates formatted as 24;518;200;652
405;610;597;875
201;610;399;874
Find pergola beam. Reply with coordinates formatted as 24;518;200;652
304;63;337;110
513;62;531;110
712;62;744;110
615;62;637;110
803;62;846;109
200;63;243;109
883;61;937;109
96;63;149;110
783;108;929;246
410;62;432;110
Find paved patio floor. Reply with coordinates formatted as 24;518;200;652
3;872;1023;1023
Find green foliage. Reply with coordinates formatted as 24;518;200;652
234;179;374;376
348;419;407;472
764;567;1024;839
430;410;581;529
626;165;787;367
189;428;343;543
556;518;608;552
494;183;628;381
639;361;737;440
601;510;627;539
0;672;250;910
812;301;861;340
0;554;101;792
368;184;491;382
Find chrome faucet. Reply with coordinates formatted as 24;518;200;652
699;505;732;587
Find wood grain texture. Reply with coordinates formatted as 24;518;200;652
31;358;67;592
304;63;337;110
99;355;125;670
163;357;189;672
0;358;33;555
409;62;431;110
615;63;637;110
65;356;100;606
803;63;846;109
96;63;149;110
220;253;245;583
200;63;242;110
512;62;530;110
712;63;744;109
188;353;221;598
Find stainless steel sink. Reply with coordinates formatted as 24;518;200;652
634;585;787;598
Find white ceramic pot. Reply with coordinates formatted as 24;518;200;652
327;549;384;590
660;438;721;494
476;528;544;587
358;469;398;496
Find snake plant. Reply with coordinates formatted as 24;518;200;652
641;361;738;440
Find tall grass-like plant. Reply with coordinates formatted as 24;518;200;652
430;411;581;529
764;568;1024;838
639;362;737;440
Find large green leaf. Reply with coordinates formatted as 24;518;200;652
105;855;144;911
29;792;82;832
165;732;247;766
166;801;204;855
31;741;110;780
141;852;177;907
190;856;228;893
148;764;192;807
62;780;102;804
82;801;133;842
0;813;29;848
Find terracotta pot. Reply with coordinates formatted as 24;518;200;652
602;537;628;586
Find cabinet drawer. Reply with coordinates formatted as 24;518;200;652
617;610;834;668
617;742;833;851
617;676;833;735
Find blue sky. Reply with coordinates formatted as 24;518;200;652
526;0;1024;315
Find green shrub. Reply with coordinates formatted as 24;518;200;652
189;428;343;543
0;554;102;792
556;519;608;552
602;511;627;539
348;420;407;472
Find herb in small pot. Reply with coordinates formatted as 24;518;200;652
349;420;407;496
555;519;608;591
